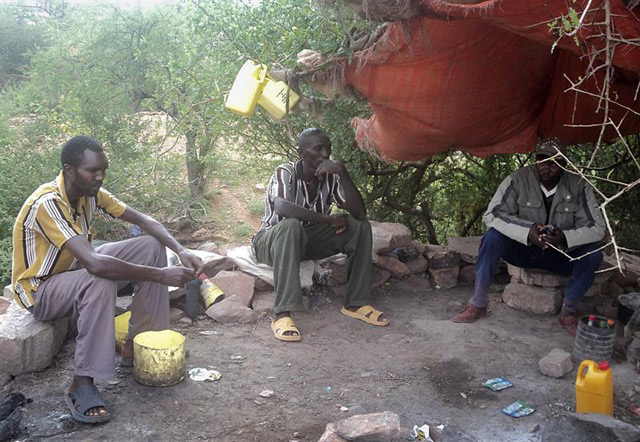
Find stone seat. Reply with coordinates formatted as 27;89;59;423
503;263;614;315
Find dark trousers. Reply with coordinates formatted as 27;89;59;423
33;236;170;379
253;217;373;314
471;228;603;312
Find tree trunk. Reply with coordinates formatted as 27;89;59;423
185;129;204;198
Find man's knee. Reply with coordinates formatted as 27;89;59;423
85;276;117;306
137;235;167;266
576;248;603;270
274;218;304;237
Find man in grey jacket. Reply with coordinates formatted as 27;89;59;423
452;139;605;336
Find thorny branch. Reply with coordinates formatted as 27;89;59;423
545;0;640;275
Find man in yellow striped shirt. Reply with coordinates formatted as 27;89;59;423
12;135;203;423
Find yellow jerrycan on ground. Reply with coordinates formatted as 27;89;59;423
575;360;613;416
225;60;267;117
114;311;131;353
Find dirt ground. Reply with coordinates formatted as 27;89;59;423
7;276;640;441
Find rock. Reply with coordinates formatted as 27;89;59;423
540;412;640;442
318;423;347;442
2;285;11;299
429;267;459;289
430;422;479;442
372;267;391;288
211;271;255;307
447;236;482;264
199;251;235;277
333;411;401;442
427;250;461;269
179;317;193;325
205;295;258;323
616;252;640;286
424;244;447;255
197;242;219;254
405;255;428;274
327;260;348;286
375;255;411;279
411;240;427;255
507;264;570;287
0;373;11;387
0;303;67;376
603;281;625;299
0;298;10;316
539;348;573;378
458;264;476;284
191;227;210;240
370;221;412;257
502;282;562;315
254;277;273;292
219;242;246;256
169;307;185;322
168;287;186;301
252;291;276;314
583;283;601;298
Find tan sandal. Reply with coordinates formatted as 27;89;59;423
341;305;389;326
271;317;302;342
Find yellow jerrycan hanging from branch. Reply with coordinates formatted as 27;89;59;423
225;60;299;120
258;73;300;120
225;60;268;117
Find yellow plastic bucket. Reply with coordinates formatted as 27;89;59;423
114;311;131;353
257;77;300;120
225;60;267;117
133;330;186;387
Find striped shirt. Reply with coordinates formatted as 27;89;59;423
11;171;127;309
256;160;347;234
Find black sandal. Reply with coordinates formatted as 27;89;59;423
64;384;111;424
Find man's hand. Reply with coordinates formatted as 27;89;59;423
178;250;203;275
528;223;546;249
160;266;197;287
316;159;345;180
329;214;348;234
540;226;566;248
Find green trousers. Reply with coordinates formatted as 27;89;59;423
253;216;373;314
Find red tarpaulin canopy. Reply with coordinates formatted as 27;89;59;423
340;0;640;160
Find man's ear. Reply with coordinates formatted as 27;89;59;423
62;164;74;177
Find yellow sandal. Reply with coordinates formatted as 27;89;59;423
341;305;389;326
271;317;302;342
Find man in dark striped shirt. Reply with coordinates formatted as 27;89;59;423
253;128;389;342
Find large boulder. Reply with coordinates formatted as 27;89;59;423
0;303;67;376
375;256;411;279
447;236;482;264
319;411;401;442
211;271;255;307
205;295;258;323
540;412;640;442
370;221;412;257
429;267;459;289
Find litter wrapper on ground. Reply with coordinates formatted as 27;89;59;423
188;368;221;382
502;400;535;418
482;377;513;392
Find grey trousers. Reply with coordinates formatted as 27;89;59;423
33;236;170;380
253;216;373;314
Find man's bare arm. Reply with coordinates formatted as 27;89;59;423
63;235;195;286
316;160;366;220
